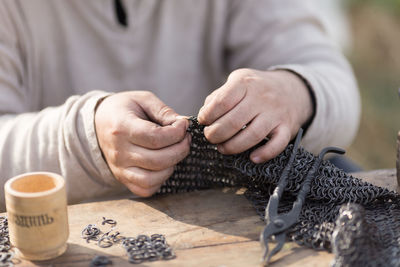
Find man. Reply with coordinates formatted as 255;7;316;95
0;0;360;210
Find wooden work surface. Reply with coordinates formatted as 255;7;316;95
16;169;397;267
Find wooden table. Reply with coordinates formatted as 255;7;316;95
17;169;397;267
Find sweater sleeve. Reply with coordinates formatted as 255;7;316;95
225;0;361;154
0;3;125;211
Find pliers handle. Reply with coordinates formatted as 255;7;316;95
260;129;345;265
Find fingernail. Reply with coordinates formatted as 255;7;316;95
251;156;261;164
217;146;225;154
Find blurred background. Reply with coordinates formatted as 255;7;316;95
318;0;400;170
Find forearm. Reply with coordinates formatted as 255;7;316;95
0;91;125;210
226;0;361;153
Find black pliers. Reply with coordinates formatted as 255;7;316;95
260;129;345;265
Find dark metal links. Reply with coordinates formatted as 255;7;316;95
0;216;14;267
161;117;400;266
123;234;175;264
81;224;102;243
82;219;175;264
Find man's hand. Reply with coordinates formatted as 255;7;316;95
198;69;313;163
95;91;191;197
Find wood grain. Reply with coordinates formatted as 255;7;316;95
13;169;397;266
14;188;331;266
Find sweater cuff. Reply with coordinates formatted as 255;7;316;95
80;91;120;187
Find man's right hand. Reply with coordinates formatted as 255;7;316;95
94;91;191;197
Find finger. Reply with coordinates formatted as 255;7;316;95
122;166;175;197
249;125;291;163
198;79;246;126
129;118;189;149
203;97;257;144
123;133;191;171
202;89;218;108
217;114;275;154
136;91;180;126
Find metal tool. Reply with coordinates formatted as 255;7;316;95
260;129;345;265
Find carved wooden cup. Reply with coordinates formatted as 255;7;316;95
4;172;69;260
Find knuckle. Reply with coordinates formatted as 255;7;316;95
229;68;248;78
158;105;175;120
108;119;128;139
140;91;155;99
229;68;255;79
146;129;163;149
212;96;231;113
227;117;243;131
249;127;266;141
204;94;213;105
220;99;232;111
149;157;169;171
229;69;259;89
110;123;123;137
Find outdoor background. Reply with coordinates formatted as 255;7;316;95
329;0;400;170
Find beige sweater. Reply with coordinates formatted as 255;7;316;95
0;0;360;210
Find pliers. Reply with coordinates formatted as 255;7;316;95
260;128;345;265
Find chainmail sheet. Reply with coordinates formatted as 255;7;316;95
160;117;400;266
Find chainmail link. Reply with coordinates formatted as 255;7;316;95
160;117;400;266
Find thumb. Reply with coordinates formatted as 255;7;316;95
137;92;179;126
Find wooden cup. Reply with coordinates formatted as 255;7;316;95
4;172;69;260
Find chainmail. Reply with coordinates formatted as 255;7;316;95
0;117;398;266
160;117;400;266
0;216;13;267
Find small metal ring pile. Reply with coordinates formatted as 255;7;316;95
122;234;175;264
83;217;175;265
81;224;102;243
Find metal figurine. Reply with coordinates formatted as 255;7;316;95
260;129;344;265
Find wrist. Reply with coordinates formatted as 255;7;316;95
273;70;315;131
